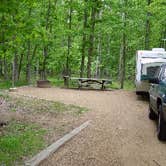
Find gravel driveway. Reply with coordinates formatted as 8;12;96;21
14;87;166;166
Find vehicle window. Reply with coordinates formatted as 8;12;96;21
154;66;161;78
147;66;160;77
141;63;161;78
161;67;166;81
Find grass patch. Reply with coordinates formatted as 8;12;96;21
0;121;46;166
48;77;79;88
48;78;64;87
109;81;120;89
0;81;11;89
0;80;28;90
109;80;135;90
124;81;135;90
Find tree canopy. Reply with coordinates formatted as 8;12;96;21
0;0;165;88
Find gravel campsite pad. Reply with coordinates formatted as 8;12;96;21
0;90;89;165
7;86;166;166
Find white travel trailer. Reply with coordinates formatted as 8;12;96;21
135;48;166;94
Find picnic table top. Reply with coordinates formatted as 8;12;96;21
64;76;111;82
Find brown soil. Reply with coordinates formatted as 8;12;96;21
12;87;166;166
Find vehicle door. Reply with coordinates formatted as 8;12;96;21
158;67;166;106
149;67;162;110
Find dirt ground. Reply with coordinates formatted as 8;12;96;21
13;87;166;166
0;92;89;146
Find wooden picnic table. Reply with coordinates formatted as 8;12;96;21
63;76;112;90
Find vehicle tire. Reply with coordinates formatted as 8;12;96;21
157;105;166;141
148;105;157;120
136;91;140;95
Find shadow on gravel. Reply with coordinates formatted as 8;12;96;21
136;94;149;102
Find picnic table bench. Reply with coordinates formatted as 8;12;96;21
63;76;112;90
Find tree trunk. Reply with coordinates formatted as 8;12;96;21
12;60;15;88
36;59;39;80
26;40;31;84
3;54;8;80
26;8;32;84
12;51;18;87
18;53;24;80
145;0;151;50
96;11;102;78
42;0;51;80
87;4;96;78
118;11;127;89
1;14;8;80
160;26;166;48
0;60;3;77
96;34;102;78
31;45;38;63
43;46;48;80
66;0;72;76
80;0;88;78
107;35;111;78
0;16;4;78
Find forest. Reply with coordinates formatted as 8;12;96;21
0;0;165;89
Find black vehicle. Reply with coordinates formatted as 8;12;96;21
149;64;166;141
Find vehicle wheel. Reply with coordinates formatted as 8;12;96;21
148;105;157;120
157;105;166;141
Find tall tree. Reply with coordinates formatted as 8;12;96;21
96;10;103;78
66;0;73;76
26;7;32;84
118;0;127;89
80;0;88;78
145;0;151;50
87;1;97;78
42;0;51;80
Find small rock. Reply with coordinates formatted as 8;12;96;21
9;88;18;92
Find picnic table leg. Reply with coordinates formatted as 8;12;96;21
101;81;105;90
78;80;82;89
64;76;69;88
